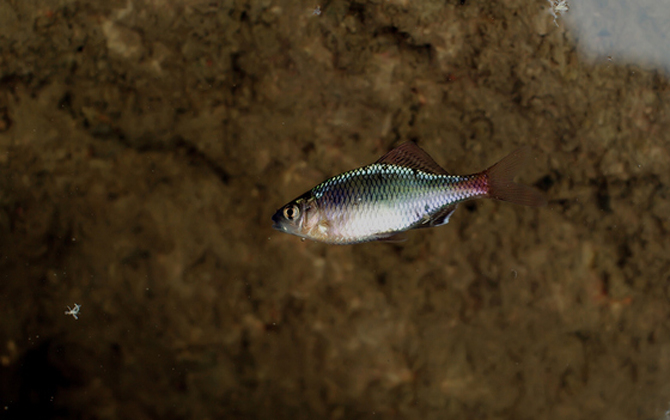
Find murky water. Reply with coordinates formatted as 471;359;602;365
1;0;669;419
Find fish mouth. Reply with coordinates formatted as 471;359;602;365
271;211;285;231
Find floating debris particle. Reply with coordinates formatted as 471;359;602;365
65;303;81;320
547;0;569;26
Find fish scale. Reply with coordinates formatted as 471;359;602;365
312;164;485;242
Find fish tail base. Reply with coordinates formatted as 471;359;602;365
485;146;547;207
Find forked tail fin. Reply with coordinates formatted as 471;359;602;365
485;146;547;207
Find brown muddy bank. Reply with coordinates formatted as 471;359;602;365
1;0;669;419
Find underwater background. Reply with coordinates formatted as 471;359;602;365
1;0;669;419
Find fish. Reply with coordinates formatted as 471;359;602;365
272;142;546;244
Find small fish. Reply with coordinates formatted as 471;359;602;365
272;142;546;244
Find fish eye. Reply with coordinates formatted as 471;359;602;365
283;205;300;221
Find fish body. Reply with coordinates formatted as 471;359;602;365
272;142;545;244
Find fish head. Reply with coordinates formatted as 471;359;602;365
272;191;322;240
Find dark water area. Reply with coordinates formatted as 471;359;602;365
1;0;669;419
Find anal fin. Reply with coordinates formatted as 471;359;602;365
414;205;457;229
373;232;408;243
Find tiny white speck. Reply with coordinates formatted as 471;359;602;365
313;5;321;15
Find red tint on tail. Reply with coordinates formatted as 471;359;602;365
485;146;547;207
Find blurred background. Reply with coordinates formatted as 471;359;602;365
1;0;669;419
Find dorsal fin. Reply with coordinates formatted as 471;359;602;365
375;142;449;175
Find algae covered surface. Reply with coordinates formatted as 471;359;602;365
1;0;670;419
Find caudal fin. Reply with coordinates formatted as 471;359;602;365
485;146;547;207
